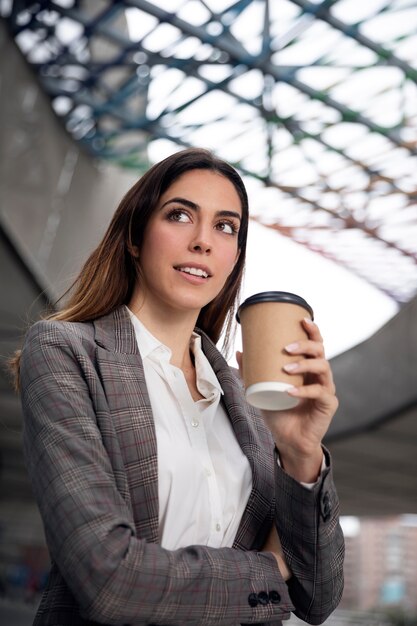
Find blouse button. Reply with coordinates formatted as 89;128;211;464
191;419;199;427
216;523;221;532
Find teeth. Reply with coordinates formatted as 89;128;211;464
178;266;209;278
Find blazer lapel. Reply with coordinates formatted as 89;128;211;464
200;332;275;551
93;306;159;544
90;310;274;550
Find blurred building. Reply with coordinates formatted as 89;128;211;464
341;517;417;613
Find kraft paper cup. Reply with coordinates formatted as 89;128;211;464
236;291;314;411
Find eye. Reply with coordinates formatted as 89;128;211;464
166;208;191;223
216;220;239;235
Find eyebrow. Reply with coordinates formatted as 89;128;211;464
160;196;242;221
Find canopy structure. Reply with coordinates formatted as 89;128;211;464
0;2;416;517
1;0;417;304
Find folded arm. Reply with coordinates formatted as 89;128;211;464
21;321;294;626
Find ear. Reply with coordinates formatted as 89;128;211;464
129;244;140;258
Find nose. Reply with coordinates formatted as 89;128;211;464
189;224;212;254
191;240;211;254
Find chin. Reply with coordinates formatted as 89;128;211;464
170;293;216;314
178;298;213;313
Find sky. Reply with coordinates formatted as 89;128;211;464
231;218;399;365
138;1;402;361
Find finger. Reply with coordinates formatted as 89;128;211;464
302;317;323;343
283;357;333;380
284;361;336;395
285;339;325;359
287;383;339;410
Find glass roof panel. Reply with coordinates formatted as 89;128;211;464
1;0;416;304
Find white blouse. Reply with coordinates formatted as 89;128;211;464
127;308;253;550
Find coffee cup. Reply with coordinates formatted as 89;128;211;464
236;291;314;411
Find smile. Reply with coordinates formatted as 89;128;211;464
174;266;211;278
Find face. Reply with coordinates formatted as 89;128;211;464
136;169;242;319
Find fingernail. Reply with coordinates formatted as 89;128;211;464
287;386;300;395
283;363;299;372
304;317;314;324
285;342;299;352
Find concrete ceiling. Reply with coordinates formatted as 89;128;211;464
325;295;417;516
1;219;416;518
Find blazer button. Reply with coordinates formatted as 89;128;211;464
269;590;281;604
321;491;331;521
248;593;258;607
257;591;269;605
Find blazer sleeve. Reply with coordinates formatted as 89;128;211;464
274;449;345;625
20;320;293;626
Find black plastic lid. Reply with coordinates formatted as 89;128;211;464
236;291;314;323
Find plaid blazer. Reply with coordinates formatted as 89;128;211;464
20;306;344;626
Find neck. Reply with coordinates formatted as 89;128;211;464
127;295;199;369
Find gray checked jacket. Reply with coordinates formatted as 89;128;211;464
20;305;344;626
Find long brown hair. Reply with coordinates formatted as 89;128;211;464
12;148;249;385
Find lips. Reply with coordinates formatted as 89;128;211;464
174;265;212;278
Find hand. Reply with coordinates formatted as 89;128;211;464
261;524;292;581
237;318;338;483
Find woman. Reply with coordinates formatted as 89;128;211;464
17;148;344;626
